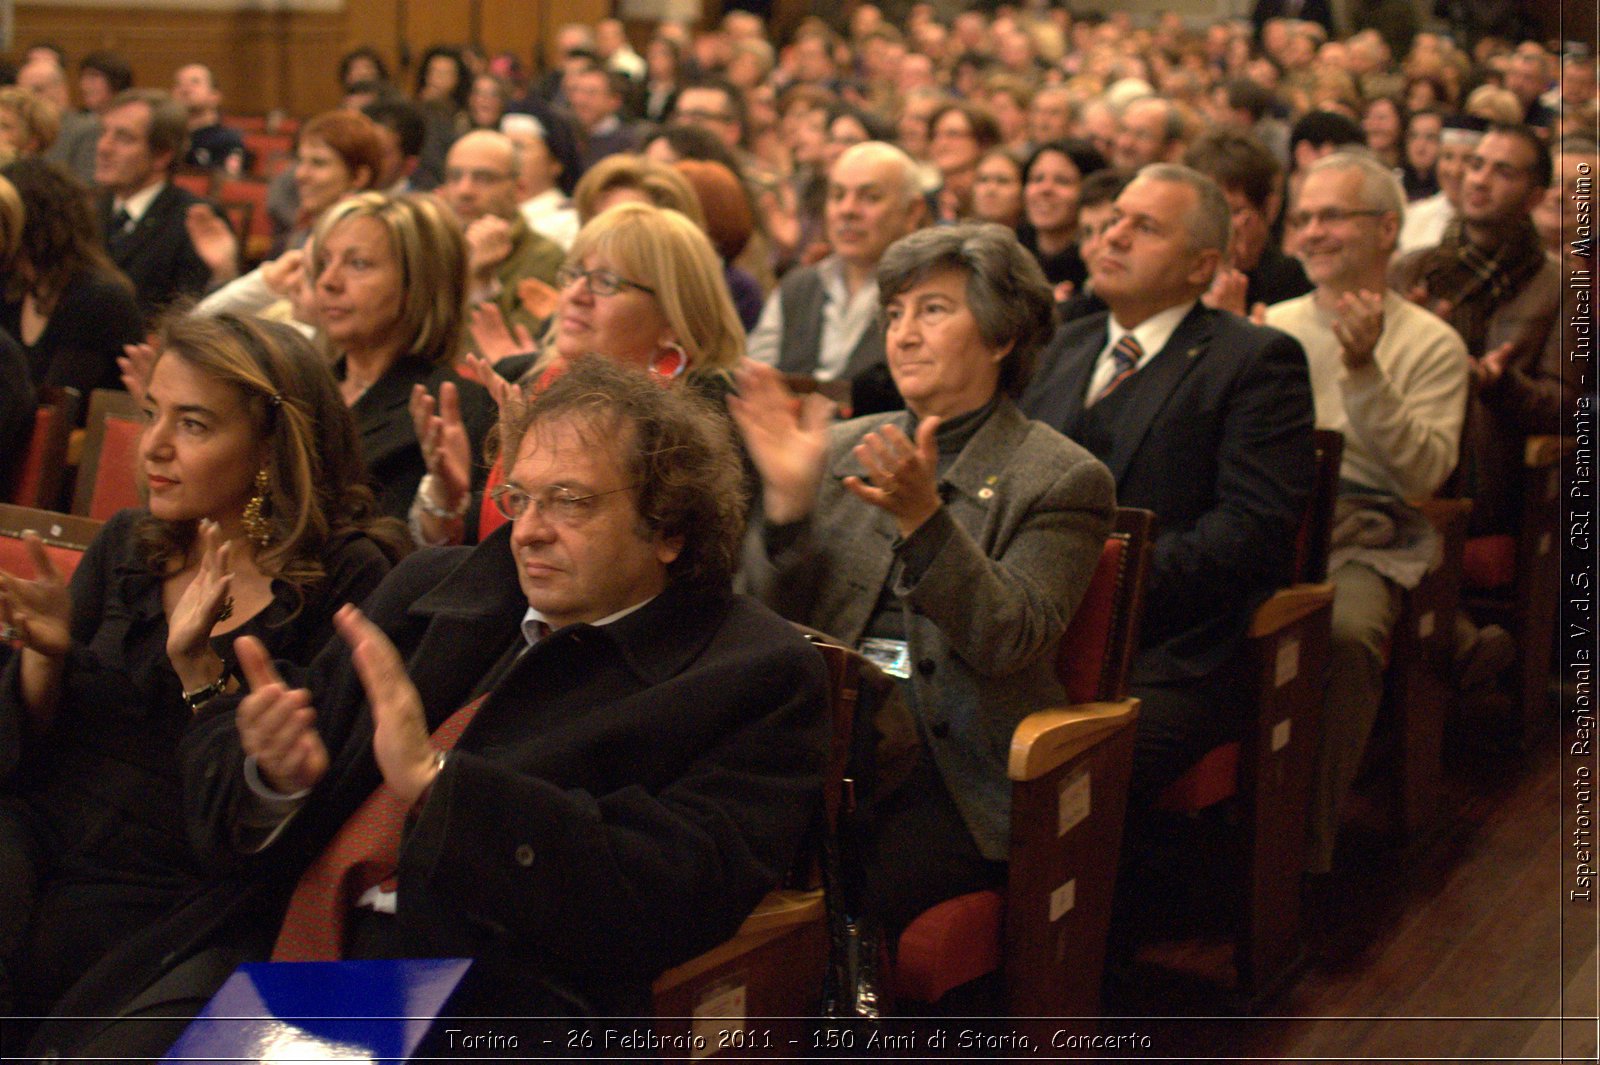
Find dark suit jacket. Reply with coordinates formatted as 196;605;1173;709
99;183;214;323
37;535;827;1045
1022;304;1315;684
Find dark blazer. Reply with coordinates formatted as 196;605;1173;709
0;271;143;404
35;533;828;1051
341;355;496;522
742;398;1115;859
99;183;214;323
1022;304;1315;684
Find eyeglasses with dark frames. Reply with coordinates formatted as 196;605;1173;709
554;264;657;297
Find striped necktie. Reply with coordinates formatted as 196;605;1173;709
1091;334;1144;405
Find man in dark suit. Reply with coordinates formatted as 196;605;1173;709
94;89;233;322
28;358;827;1060
566;63;637;173
1022;163;1315;806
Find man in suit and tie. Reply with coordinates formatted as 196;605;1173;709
95;89;234;322
1022;163;1315;809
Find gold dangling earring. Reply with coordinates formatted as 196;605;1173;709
241;467;272;548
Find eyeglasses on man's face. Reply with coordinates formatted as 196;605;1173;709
490;482;639;525
1285;207;1386;230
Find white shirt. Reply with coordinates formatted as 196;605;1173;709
1398;193;1454;255
746;254;881;381
111;180;165;231
1084;300;1196;402
519;188;580;251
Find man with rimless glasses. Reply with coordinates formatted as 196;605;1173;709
1264;151;1469;876
30;358;827;1058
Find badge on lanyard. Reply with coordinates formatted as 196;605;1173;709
857;637;912;680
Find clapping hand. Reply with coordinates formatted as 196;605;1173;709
167;520;235;692
336;605;437;805
0;531;72;659
1203;266;1250;317
186;203;240;283
843;416;943;538
458;353;518;410
470;302;536;365
119;340;159;403
410;382;472;515
1473;341;1515;387
1331;289;1385;371
729;362;835;525
235;635;328;794
465;216;514;278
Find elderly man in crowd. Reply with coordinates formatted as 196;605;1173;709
29;356;829;1060
746;141;927;413
1265;151;1469;873
1112;96;1188;171
435;129;563;344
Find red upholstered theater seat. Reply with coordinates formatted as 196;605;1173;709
891;512;1151;1022
1056;536;1126;704
894;891;1004;1004
1157;742;1241;813
0;505;102;581
1462;534;1517;591
6;388;80;510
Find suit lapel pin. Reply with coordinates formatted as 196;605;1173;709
978;475;997;500
1187;346;1203;359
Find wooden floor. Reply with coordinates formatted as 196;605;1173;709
1117;701;1598;1063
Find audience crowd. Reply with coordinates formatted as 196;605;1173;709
0;2;1592;1053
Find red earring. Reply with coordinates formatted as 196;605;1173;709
650;342;688;380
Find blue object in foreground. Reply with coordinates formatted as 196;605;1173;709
161;957;473;1064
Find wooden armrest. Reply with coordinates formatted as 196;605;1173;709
1525;435;1568;468
1248;582;1334;637
651;889;824;992
0;505;102;550
733;888;826;938
1009;698;1139;781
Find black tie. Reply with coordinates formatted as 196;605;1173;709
111;207;132;234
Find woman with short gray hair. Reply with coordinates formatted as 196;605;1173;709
734;222;1116;934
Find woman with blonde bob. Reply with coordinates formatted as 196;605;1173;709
0;313;404;1033
413;201;745;545
307;191;495;521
